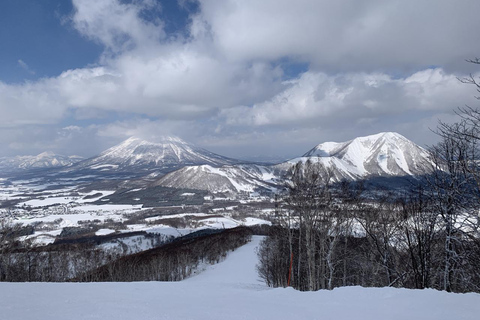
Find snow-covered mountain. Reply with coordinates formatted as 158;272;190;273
153;164;280;194
0;152;83;172
297;132;432;180
2;132;430;194
71;136;242;175
153;132;432;194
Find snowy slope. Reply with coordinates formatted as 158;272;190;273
297;132;432;180
0;152;82;172
70;136;241;174
1;236;479;320
153;164;279;193
153;132;431;193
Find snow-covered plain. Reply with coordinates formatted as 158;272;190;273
1;236;479;320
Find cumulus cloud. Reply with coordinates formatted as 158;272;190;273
1;0;480;157
0;79;67;127
71;0;164;53
96;118;188;140
195;0;480;73
0;124;98;157
222;69;477;127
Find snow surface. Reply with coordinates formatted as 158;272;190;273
17;190;116;207
1;236;479;320
95;228;116;236
298;132;431;180
99;235;158;254
157;163;277;193
79;135;238;171
73;204;142;212
144;213;210;221
0;151;81;171
19;212;117;225
24;229;62;245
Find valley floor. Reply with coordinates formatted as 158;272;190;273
1;236;479;320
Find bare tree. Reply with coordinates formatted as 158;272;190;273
285;160;334;290
426;59;480;291
399;186;439;289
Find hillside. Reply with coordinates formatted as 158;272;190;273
298;132;432;179
0;152;82;173
68;136;242;176
153;164;279;194
1;236;478;320
152;132;432;194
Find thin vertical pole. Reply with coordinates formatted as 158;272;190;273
287;251;294;287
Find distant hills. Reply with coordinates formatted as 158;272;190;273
152;132;432;194
66;136;243;176
1;133;433;194
0;151;83;173
298;132;431;180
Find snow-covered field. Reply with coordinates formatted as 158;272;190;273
1;236;478;320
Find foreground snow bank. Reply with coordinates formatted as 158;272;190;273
2;282;478;320
1;237;479;320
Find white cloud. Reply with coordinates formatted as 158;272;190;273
1;0;480;157
0;80;66;127
195;0;480;72
221;69;476;127
71;0;164;53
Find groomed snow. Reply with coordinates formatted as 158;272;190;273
95;228;116;236
1;236;479;320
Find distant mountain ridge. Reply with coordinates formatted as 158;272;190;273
298;132;432;180
1;133;432;194
153;132;433;194
69;136;243;175
153;164;280;194
0;151;83;173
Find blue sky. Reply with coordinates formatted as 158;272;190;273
1;0;480;160
0;0;100;83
